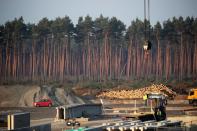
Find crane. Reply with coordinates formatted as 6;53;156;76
143;0;152;51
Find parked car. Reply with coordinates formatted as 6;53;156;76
33;99;52;107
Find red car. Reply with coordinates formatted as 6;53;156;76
33;99;52;107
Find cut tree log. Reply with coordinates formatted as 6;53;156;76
97;84;176;99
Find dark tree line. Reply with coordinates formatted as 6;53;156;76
0;15;197;83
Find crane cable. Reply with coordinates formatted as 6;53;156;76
148;0;150;40
144;0;147;40
144;0;150;41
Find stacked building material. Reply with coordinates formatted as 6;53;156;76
97;84;176;99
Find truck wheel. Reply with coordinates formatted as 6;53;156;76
36;104;40;107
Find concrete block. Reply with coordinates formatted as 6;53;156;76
7;112;30;130
56;104;102;120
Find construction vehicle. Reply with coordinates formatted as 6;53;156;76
63;93;181;131
188;88;197;106
132;93;167;122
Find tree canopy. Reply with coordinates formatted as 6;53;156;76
0;15;197;83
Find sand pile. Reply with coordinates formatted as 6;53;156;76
0;85;85;107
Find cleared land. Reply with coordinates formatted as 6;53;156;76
0;84;197;131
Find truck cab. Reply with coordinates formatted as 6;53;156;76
188;88;197;106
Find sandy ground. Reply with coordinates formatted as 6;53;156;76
1;85;197;131
0;85;36;106
0;85;85;107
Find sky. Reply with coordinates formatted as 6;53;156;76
0;0;197;27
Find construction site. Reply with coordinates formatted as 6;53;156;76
1;0;197;131
0;84;197;131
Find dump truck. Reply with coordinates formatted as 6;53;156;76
188;88;197;106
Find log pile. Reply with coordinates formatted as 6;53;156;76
97;84;176;99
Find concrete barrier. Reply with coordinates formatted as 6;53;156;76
6;112;51;131
56;104;102;120
7;112;30;130
101;120;184;131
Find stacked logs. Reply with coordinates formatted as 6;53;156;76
97;84;176;99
